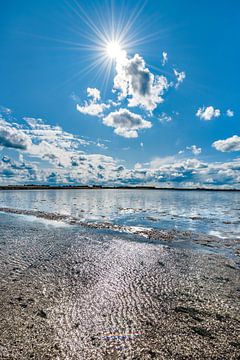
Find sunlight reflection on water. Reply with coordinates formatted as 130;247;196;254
0;189;239;239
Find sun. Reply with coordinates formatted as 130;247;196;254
106;41;122;59
55;1;152;88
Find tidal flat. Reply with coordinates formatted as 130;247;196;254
0;210;239;360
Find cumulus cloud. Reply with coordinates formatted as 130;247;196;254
87;87;101;101
0;119;31;150
186;145;202;155
0;114;109;170
226;109;234;117
103;108;152;138
196;106;220;121
114;52;169;112
162;51;168;66
173;69;186;88
1;108;239;189
212;135;240;152
0;156;38;183
76;87;109;116
127;157;240;189
76;50;185;137
1;145;240;188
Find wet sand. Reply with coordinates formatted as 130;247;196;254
0;213;239;359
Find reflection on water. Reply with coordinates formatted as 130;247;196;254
0;189;239;239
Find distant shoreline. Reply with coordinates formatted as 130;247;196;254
0;185;239;191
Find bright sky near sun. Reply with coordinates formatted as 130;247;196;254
0;0;239;188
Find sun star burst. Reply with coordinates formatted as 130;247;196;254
106;41;122;59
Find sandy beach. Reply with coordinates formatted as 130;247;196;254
0;212;239;359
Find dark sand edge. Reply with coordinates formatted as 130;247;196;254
0;206;240;262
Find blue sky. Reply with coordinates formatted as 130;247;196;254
0;0;239;187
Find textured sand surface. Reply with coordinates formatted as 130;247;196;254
0;213;239;359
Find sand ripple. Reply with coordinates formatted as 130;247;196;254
0;213;239;359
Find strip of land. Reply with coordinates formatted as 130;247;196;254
0;185;239;191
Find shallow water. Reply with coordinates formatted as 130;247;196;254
0;189;239;239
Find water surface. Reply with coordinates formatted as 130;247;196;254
0;189;239;239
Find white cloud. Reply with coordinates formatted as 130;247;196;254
76;50;184;137
173;69;186;88
103;108;152;138
186;145;202;155
0;119;31;150
0;115;110;170
76;102;109;116
162;51;168;66
2;108;239;188
158;112;172;123
212;135;240;152
0;156;38;183
196;106;221;121
1;133;240;188
128;157;240;188
87;87;101;101
76;87;109;116
226;109;234;117
114;52;169;112
149;156;177;168
23;117;44;128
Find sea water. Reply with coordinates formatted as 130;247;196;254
0;189;239;239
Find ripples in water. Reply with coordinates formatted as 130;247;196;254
0;189;239;239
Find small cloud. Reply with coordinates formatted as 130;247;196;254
103;108;152;138
196;106;220;121
162;51;168;66
0;106;12;114
226;109;234;117
0;121;30;150
87;87;101;101
76;88;109;116
212;135;240;152
23;117;44;128
173;69;186;88
108;99;121;107
96;141;108;150
186;145;202;156
140;142;144;147
76;102;109;117
158;112;172;123
134;162;142;170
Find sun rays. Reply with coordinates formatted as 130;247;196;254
52;0;159;91
18;0;168;95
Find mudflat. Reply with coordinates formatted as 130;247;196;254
0;213;239;359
